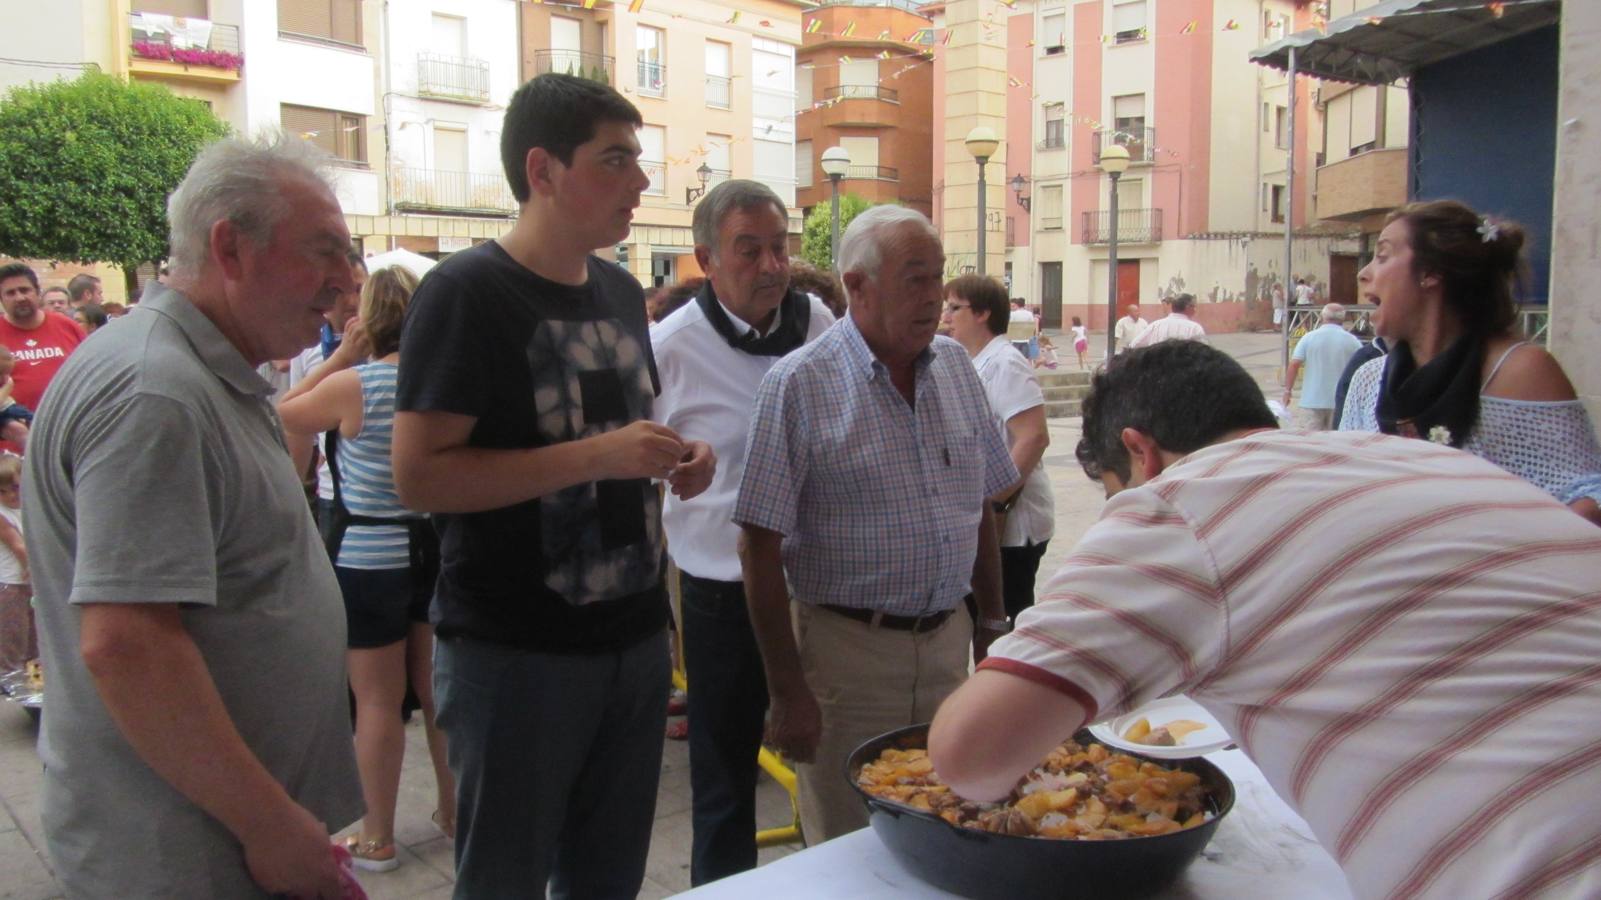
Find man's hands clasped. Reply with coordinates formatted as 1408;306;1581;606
592;423;716;500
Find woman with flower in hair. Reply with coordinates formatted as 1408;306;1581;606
1339;199;1601;525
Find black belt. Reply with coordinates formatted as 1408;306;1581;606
818;604;954;633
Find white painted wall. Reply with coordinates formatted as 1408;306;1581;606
1551;1;1601;417
236;1;380;214
0;0;101;96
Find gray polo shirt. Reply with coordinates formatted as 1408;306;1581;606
24;284;363;898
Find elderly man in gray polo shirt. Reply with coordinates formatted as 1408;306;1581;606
25;136;364;899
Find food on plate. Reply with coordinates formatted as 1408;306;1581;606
856;739;1211;840
1123;717;1208;747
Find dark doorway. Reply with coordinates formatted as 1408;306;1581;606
1329;254;1359;307
1040;262;1063;330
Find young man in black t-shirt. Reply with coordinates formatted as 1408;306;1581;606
393;74;714;898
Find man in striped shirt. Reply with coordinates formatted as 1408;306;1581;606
931;340;1601;900
735;206;1017;844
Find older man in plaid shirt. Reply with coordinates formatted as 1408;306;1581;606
734;206;1017;843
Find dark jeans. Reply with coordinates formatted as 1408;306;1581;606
966;540;1052;626
680;573;770;886
1001;540;1050;620
434;632;669;900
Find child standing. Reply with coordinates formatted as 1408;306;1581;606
1070;317;1089;369
0;453;31;674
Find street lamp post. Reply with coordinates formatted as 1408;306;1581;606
965;126;1000;276
1099;143;1131;362
820;146;851;268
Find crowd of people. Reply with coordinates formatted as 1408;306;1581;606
3;68;1601;900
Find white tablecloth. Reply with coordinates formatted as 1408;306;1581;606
676;749;1353;899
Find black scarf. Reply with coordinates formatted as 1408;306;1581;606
694;281;810;357
1376;334;1483;448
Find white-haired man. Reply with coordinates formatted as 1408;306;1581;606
734;206;1018;843
1284;302;1361;430
25;136;364;899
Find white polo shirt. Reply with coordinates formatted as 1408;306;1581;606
971;335;1055;547
651;293;834;582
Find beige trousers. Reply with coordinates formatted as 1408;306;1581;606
1294;405;1335;431
792;602;972;845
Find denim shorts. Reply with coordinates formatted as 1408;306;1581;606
335;565;429;648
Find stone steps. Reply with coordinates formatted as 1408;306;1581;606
1036;369;1092;418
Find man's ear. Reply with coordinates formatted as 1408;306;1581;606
211;220;244;280
842;271;867;303
693;244;713;273
1119;427;1167;483
524;146;556;199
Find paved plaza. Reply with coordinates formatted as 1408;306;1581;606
0;331;1286;899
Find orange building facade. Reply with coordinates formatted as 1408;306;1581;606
795;2;936;219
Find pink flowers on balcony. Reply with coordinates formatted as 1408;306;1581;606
131;41;243;72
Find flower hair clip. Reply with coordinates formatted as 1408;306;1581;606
1427;425;1453;445
1477;216;1500;243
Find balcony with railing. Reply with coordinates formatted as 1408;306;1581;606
706;74;731;108
128;12;242;82
823;84;900;103
843;165;899;181
637;60;666;98
1091;126;1157;165
417;53;490;104
533;49;613;84
1081;208;1163;244
392;167;515;215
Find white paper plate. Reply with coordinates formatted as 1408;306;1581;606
1087;695;1234;759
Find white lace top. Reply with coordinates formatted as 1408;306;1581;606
1339;351;1601;506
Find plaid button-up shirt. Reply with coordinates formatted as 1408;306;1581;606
733;316;1018;615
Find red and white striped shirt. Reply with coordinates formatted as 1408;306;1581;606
983;430;1601;900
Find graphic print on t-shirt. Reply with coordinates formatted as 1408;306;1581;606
529;317;663;604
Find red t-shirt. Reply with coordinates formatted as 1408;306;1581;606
0;311;87;412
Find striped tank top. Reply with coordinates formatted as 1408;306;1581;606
335;361;420;569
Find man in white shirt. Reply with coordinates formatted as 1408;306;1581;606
1283;303;1361;430
1127;292;1206;348
284;252;365;533
1006;297;1036;358
931;340;1601;900
1294;277;1315;306
1112;303;1146;353
651;180;833;884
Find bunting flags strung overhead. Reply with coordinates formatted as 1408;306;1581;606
627;0;643;11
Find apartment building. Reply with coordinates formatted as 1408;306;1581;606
794;1;937;220
368;0;521;255
1;0;385;293
1310;0;1409;277
1004;0;1358;330
520;0;806;288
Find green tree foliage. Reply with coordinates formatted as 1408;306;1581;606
0;73;229;271
800;193;874;272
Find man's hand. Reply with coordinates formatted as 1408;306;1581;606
973;621;1008;664
327;317;371;367
667;440;716;500
242;803;342;899
592;421;685;482
766;685;823;764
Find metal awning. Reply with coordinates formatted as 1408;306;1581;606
1250;0;1560;85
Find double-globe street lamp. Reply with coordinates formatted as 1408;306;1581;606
820;146;851;267
964;126;1000;276
1098;143;1131;362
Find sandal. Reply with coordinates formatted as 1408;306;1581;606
341;835;399;873
431;808;456;841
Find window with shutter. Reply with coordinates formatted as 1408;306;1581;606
133;0;208;17
278;0;361;45
282;104;366;163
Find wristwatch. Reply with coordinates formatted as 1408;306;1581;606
979;617;1012;633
